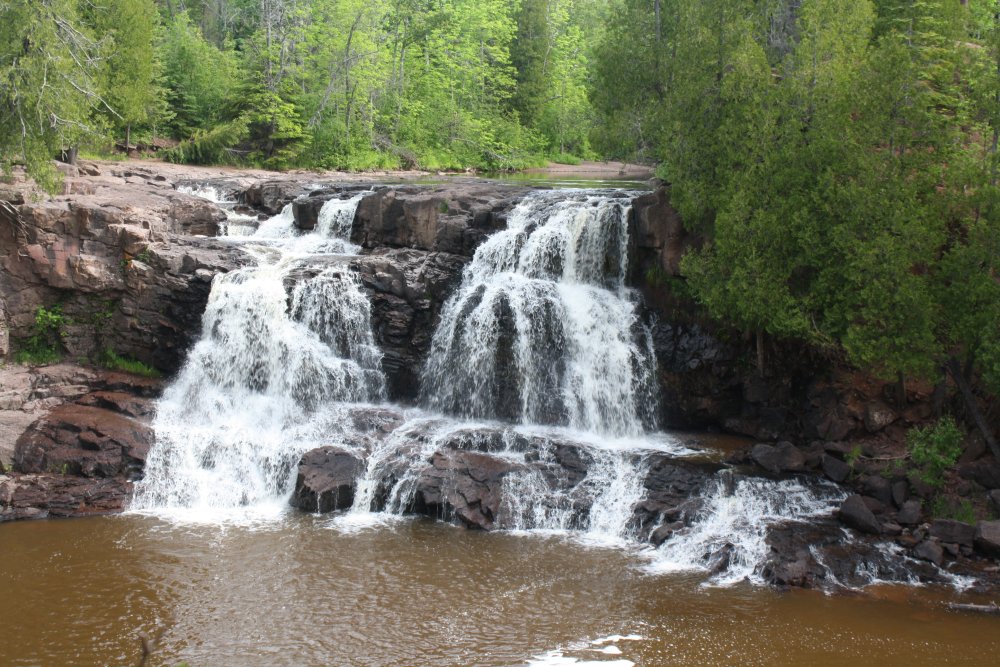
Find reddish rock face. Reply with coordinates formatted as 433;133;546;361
14;402;153;480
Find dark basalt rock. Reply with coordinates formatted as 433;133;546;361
821;454;851;483
913;540;944;566
930;519;976;548
410;448;524;530
290;446;364;513
838;494;882;535
352;248;469;400
896;499;923;525
351;184;524;257
0;474;132;521
751;441;805;474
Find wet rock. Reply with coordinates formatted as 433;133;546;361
0;473;131;521
913;540;944;566
649;521;684;547
352;249;469;400
930;519;975;548
750;441;805;474
411;449;524;530
290;447;364;513
838;494;882;535
352;184;523;257
242;180;306;215
896;500;923;525
974;521;1000;559
821;454;851;483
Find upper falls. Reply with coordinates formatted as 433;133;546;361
421;191;657;437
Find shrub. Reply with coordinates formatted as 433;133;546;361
907;416;964;488
14;305;65;365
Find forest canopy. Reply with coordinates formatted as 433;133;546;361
1;0;998;439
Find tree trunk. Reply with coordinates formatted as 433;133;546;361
946;356;1000;461
756;329;765;375
895;371;906;409
125;124;131;154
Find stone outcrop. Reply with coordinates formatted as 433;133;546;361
0;364;160;522
1;166;245;373
351;184;524;257
352;249;468;398
290;446;364;513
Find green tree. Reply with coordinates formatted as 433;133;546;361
0;0;103;191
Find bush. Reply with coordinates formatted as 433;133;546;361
907;416;964;488
14;305;65;365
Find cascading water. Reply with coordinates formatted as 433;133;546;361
421;192;657;436
131;193;382;518
135;184;846;589
647;475;844;586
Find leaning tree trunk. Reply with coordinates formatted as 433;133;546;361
946;356;1000;461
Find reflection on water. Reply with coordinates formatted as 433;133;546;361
2;514;999;667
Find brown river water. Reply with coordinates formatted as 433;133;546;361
2;513;999;667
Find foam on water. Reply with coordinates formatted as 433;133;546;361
647;475;844;586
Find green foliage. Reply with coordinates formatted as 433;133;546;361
0;0;104;192
98;349;161;378
845;444;864;469
594;0;999;415
15;305;66;366
907;417;964;488
929;497;977;523
162;117;250;165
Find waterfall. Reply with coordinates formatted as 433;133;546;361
136;183;844;590
131;194;381;518
421;192;657;436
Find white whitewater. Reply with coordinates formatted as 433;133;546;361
131;194;379;518
421;191;657;437
647;475;843;586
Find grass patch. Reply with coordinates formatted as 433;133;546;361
99;349;162;378
549;152;583;165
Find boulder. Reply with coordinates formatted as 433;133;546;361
411;449;524;530
990;489;1000;515
959;460;1000;490
864;402;897;433
290;447;364;513
14;402;153;479
896;499;923;525
821;454;851;483
913;539;944;566
838;494;882;535
750;441;805;474
929;519;976;547
974;521;1000;559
